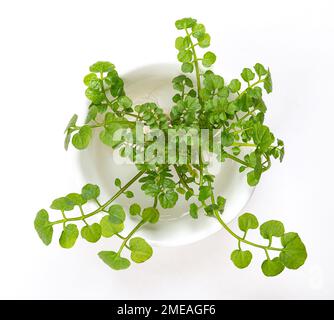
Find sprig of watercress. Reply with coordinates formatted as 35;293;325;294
34;17;306;276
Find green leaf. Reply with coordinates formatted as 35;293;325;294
114;178;121;188
118;96;132;109
85;105;98;123
198;33;211;48
129;237;153;263
231;250;252;269
175;18;197;30
129;203;141;216
247;170;260;186
98;251;130;270
83;73;98;86
66;193;87;206
241;68;255;82
81;223;102;243
59;224;79;249
177;50;192;63
181;62;194;73
228;79;241;93
217;196;226;211
159;191;178;209
81;184;100;200
263;70;272;93
254;63;267;77
100;215;124;238
279;232;307;269
260;220;285;240
108;204;126;224
89;61;114;73
50;197;74;211
124;191;134;198
192;23;206;39
221;132;234;147
34;209;53;245
72;125;92;150
85;88;104;104
175;36;190;51
261;257;285;277
64;114;78;132
238;213;259;232
202;52;216;67
189;203;198;219
198;186;212;202
253;123;275;152
142;207;160;224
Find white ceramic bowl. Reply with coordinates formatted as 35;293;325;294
78;63;254;247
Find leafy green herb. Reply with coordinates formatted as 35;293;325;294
34;17;307;277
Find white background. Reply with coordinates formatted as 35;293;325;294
0;0;333;299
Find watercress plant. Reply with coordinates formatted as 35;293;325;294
34;17;307;276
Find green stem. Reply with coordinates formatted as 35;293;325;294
232;142;256;148
117;219;146;255
50;170;146;225
208;182;282;252
224;152;250;167
174;165;193;193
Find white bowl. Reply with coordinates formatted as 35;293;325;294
78;63;254;247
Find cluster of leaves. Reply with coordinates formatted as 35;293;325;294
230;213;307;276
34;181;159;270
35;17;307;276
139;165;179;209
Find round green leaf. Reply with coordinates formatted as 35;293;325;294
231;249;252;269
261;257;285;277
118;96;132;109
66;193;87;206
238;213;259;232
50;197;74;211
89;61;114;73
142;207;160;224
177;50;192;63
181;62;194;73
98;251;130;270
100;215;124;238
260;220;285;240
85;88;104;104
59;224;79;249
198;33;211;48
81;223;102;243
279;232;307;269
108;204;126;224
129;237;153;263
72;125;92;150
114;178;121;188
189;203;198;219
129;203;141;216
254;63;267;77
241;68;255;82
83;73;98;86
81;184;100;200
124;191;134;198
175;18;197;30
159;191;178;209
247;170;260;186
228;79;241;93
198;186;212;202
202;51;216;67
192;23;206;39
34;209;53;245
